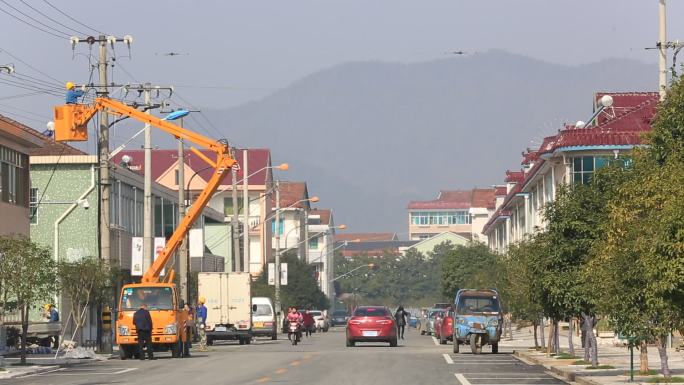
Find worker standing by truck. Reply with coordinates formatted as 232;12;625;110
196;297;208;351
133;304;154;360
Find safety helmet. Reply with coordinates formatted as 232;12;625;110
44;304;51;310
198;296;206;304
65;82;75;90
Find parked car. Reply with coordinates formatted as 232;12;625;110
432;309;446;339
346;306;397;347
436;307;454;345
452;289;503;354
420;308;442;336
331;310;349;326
418;308;430;335
309;310;329;332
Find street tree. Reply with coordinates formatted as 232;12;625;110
0;236;56;365
440;242;497;299
57;256;118;345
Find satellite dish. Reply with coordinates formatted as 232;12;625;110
600;95;613;108
575;120;586;129
121;155;132;164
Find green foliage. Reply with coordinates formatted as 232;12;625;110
497;237;543;322
334;247;444;307
253;251;329;310
57;256;118;341
440;242;498;299
0;235;56;364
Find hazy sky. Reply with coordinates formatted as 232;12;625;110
1;0;682;116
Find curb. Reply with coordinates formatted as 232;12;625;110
0;365;60;379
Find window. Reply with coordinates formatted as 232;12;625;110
29;188;38;224
309;236;319;249
410;211;471;226
544;173;553;202
271;219;284;235
223;197;244;216
0;145;27;206
572;156;609;185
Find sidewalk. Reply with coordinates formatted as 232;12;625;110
0;351;113;379
509;326;684;385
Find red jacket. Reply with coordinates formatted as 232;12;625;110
302;312;315;327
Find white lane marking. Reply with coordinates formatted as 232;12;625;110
470;383;564;385
455;373;472;385
432;336;440;346
466;377;553;380
443;353;454;364
113;368;138;374
450;362;521;365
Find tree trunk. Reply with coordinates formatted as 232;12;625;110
568;317;575;357
582;314;591;362
539;317;545;348
533;320;539;349
20;303;28;365
546;318;554;355
589;318;598;367
639;340;649;373
554;320;561;355
657;336;671;379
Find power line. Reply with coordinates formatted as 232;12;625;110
0;108;47;124
0;0;71;37
18;0;88;36
0;102;52;120
41;0;105;35
0;79;63;98
0;6;65;39
0;91;51;101
0;47;63;83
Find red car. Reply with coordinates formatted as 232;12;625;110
434;307;454;345
345;306;397;347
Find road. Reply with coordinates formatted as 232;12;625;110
6;328;569;385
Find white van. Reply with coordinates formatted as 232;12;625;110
251;297;276;340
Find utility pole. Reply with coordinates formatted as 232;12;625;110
232;151;241;272
659;0;668;100
177;121;188;303
143;83;153;272
274;181;281;318
69;33;132;355
242;149;249;274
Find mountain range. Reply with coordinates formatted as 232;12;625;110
197;50;657;234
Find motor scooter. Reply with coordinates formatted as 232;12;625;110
288;321;302;346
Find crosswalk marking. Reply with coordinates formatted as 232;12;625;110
444;353;454;364
455;373;473;385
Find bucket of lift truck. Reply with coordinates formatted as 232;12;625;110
53;104;91;141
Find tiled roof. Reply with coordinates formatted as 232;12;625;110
309;209;331;225
111;148;271;187
274;181;309;209
335;233;397;242
408;188;496;210
0;114;83;156
495;186;507;196
504;171;524;183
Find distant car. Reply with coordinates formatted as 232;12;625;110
408;314;420;328
435;307;454;345
331;310;349;326
421;308;443;336
309;310;329;332
346;306;397;347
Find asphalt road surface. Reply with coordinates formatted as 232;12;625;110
6;328;569;385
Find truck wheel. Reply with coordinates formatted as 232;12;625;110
492;343;498;354
119;345;131;360
453;339;460;354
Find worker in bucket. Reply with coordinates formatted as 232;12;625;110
196;297;208;351
65;82;86;104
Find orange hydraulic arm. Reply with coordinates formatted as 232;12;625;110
54;97;237;283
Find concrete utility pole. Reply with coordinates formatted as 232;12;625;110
177;122;188;303
232;150;241;272
143;83;153;272
659;0;667;100
242;149;249;273
274;180;282;318
69;33;132;356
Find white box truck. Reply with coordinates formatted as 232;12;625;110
198;272;252;345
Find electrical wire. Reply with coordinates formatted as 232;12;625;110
0;102;52;121
0;79;63;98
0;91;50;101
0;46;63;83
31;145;67;222
41;0;105;36
0;6;65;39
0;108;46;124
0;0;71;37
18;0;88;36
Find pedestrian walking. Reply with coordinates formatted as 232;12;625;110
394;306;409;339
196;297;208;351
133;303;154;360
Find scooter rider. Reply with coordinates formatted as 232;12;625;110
287;307;303;340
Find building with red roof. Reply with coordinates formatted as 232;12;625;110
407;187;497;243
483;92;659;252
113;148;275;274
